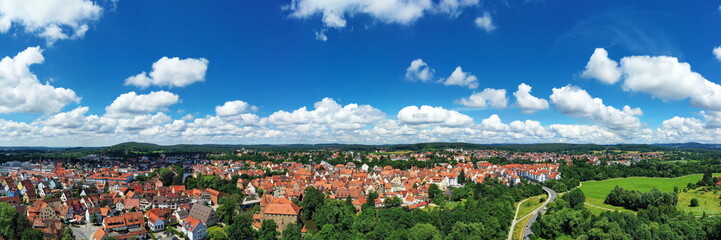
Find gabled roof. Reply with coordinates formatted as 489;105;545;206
184;216;205;231
263;202;300;216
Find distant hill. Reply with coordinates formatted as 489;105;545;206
95;141;695;155
652;142;721;150
5;141;720;156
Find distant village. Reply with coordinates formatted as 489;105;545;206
0;148;668;240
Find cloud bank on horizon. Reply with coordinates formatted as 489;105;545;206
0;0;721;146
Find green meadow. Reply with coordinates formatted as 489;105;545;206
579;173;721;215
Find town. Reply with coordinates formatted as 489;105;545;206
0;143;713;240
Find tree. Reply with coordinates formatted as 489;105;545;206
0;202;17;239
225;214;256;240
301;187;325;220
428;184;442;199
458;170;466;184
383;196;402;208
408;223;441;240
313;199;355;229
20;229;42;240
690;198;699;207
282;223;302;240
365;191;378;207
446;222;485;240
157;168;176;186
217;193;243;224
207;227;229;240
352;208;377;234
306;224;345;240
698;171;714;186
562;188;585;210
62;227;76;240
258;219;279;240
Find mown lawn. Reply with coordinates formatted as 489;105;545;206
579;173;721;215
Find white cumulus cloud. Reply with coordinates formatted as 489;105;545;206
285;0;478;29
267;98;386;130
581;48;621;84
216;100;258;117
550;85;642;131
0;46;80;114
397;105;473;127
713;46;721;61
405;59;434;82
105;91;180;118
124;57;209;88
513;83;549;114
455;88;507;109
0;0;103;44
582;48;721;112
441;66;479;89
474;12;496;33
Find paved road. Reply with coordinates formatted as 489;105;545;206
507;186;557;240
507;198;529;240
521;186;557;240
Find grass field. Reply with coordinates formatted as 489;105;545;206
678;188;721;216
517;195;544;218
510;194;546;240
580;173;721;215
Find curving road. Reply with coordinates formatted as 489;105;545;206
507;186;557;240
521;186;557;240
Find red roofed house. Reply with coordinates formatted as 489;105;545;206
95;211;147;240
181;216;207;240
260;197;301;233
205;188;220;205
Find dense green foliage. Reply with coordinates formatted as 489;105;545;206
0;202;38;240
225;213;257;240
258;219;280;240
533;189;721;240
561;188;585;210
562;160;721;182
604;186;677;211
300;179;542;240
62;227;75;240
216;193;245;225
282;223;303;240
300;187;325;220
185;173;242;195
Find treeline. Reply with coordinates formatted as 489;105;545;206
532;189;721;240
604;186;678;211
299;180;543;240
543;159;721;193
97;141;710;156
561;160;721;181
210;179;542;240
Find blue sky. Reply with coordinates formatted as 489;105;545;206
1;0;721;146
